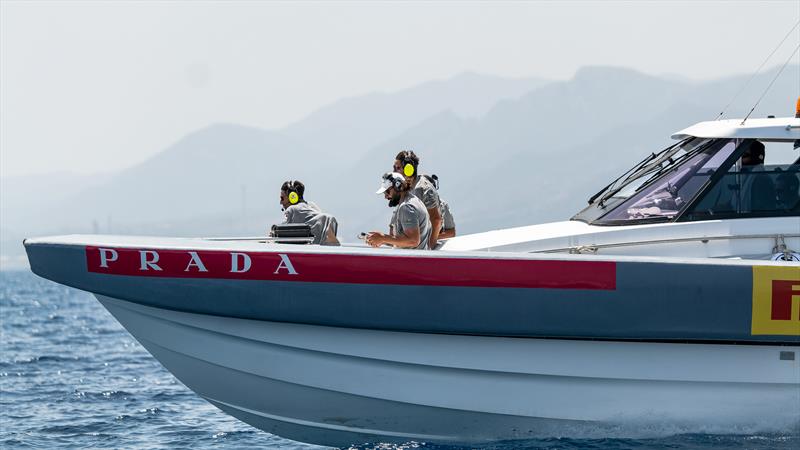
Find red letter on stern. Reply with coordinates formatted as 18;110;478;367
771;280;800;321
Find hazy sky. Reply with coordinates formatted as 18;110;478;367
2;1;798;178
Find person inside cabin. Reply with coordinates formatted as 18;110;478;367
365;172;432;250
278;180;340;245
393;150;443;249
775;171;800;212
736;141;776;212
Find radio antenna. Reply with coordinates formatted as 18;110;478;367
715;20;799;121
741;42;800;124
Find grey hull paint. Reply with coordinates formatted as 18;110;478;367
95;294;800;446
24;241;796;343
146;340;582;446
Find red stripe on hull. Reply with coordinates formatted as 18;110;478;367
86;246;616;290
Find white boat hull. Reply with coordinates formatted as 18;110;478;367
98;295;800;445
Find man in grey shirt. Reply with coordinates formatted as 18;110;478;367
366;172;431;250
422;174;456;241
439;199;456;239
393;150;442;248
278;180;340;245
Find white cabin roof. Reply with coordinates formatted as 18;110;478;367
671;117;800;141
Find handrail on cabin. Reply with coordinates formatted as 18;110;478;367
543;233;800;254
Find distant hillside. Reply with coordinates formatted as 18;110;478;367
327;65;799;237
282;72;549;158
2;72;552;237
2;66;797;267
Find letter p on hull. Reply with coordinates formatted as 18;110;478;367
752;266;800;336
99;248;118;268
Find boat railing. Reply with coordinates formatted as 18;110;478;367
545;233;800;254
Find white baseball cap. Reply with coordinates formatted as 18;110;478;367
376;172;405;194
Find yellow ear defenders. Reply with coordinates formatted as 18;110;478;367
397;151;417;177
285;181;300;204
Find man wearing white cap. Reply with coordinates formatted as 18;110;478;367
366;172;432;250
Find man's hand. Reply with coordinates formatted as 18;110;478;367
365;232;386;248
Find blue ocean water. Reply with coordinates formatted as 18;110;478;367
0;270;797;450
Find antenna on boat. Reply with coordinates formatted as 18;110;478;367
715;20;799;121
741;42;800;125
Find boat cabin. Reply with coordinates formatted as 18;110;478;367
573;117;800;225
442;115;800;259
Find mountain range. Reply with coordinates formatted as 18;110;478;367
2;65;797;268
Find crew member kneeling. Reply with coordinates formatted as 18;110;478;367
366;172;431;250
279;180;340;245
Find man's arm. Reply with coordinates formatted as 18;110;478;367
427;206;442;248
389;226;421;248
420;184;442;248
281;207;293;224
366;227;421;249
270;208;292;235
439;227;456;239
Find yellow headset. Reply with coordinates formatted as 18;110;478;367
400;153;416;177
285;181;301;204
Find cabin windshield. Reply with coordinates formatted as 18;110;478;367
595;138;713;206
599;139;738;222
573;138;800;225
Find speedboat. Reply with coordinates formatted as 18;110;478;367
24;114;800;446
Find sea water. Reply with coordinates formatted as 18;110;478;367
1;270;797;450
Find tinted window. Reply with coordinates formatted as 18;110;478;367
598;140;738;222
684;140;800;220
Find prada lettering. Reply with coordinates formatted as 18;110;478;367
98;248;118;268
185;251;208;272
140;250;162;271
230;252;251;273
86;245;618;290
88;247;299;278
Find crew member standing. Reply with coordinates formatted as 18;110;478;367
278;180;340;245
366;172;431;250
393;150;442;248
